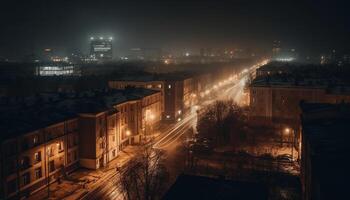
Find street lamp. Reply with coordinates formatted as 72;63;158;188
145;111;155;142
283;127;294;161
284;128;290;134
126;130;131;136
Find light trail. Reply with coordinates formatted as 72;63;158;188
83;60;269;200
153;60;268;150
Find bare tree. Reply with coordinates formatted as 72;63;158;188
118;145;169;200
197;100;246;145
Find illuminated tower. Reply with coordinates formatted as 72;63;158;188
89;36;113;60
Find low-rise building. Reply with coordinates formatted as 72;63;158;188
0;105;79;200
249;63;350;124
108;73;197;122
0;88;162;199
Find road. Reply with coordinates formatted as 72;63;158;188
82;60;267;200
153;60;264;150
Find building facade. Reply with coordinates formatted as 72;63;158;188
0;88;162;199
108;77;195;122
1;118;79;200
90;37;113;61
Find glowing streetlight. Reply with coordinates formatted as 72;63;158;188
126;130;131;136
90;37;94;40
99;37;104;40
284;128;290;134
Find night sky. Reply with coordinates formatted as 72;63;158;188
0;0;349;59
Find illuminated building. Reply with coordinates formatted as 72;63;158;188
35;64;81;76
0;88;161;199
108;75;195;122
90;37;113;61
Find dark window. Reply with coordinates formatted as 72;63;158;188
21;172;30;186
67;152;72;164
49;160;55;172
73;151;77;161
35;168;42;179
20;156;30;170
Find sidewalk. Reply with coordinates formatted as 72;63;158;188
27;146;140;200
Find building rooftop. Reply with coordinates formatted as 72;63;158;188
251;62;350;92
301;103;350;199
0;88;160;141
162;174;268;200
111;71;194;82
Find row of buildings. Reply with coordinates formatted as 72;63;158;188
0;88;162;199
0;63;243;199
109;66;241;122
248;61;350;199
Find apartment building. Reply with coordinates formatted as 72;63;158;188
249;63;350;123
0;88;162;199
0;108;79;200
108;79;165;119
108;73;197;122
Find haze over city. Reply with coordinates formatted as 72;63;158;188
0;1;349;200
1;0;349;59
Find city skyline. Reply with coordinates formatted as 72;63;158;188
0;1;349;200
0;0;349;59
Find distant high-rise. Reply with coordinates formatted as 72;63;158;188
272;40;281;58
90;37;113;60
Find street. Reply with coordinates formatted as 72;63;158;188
81;61;267;200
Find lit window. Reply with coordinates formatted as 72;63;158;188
34;152;41;162
33;135;39;144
